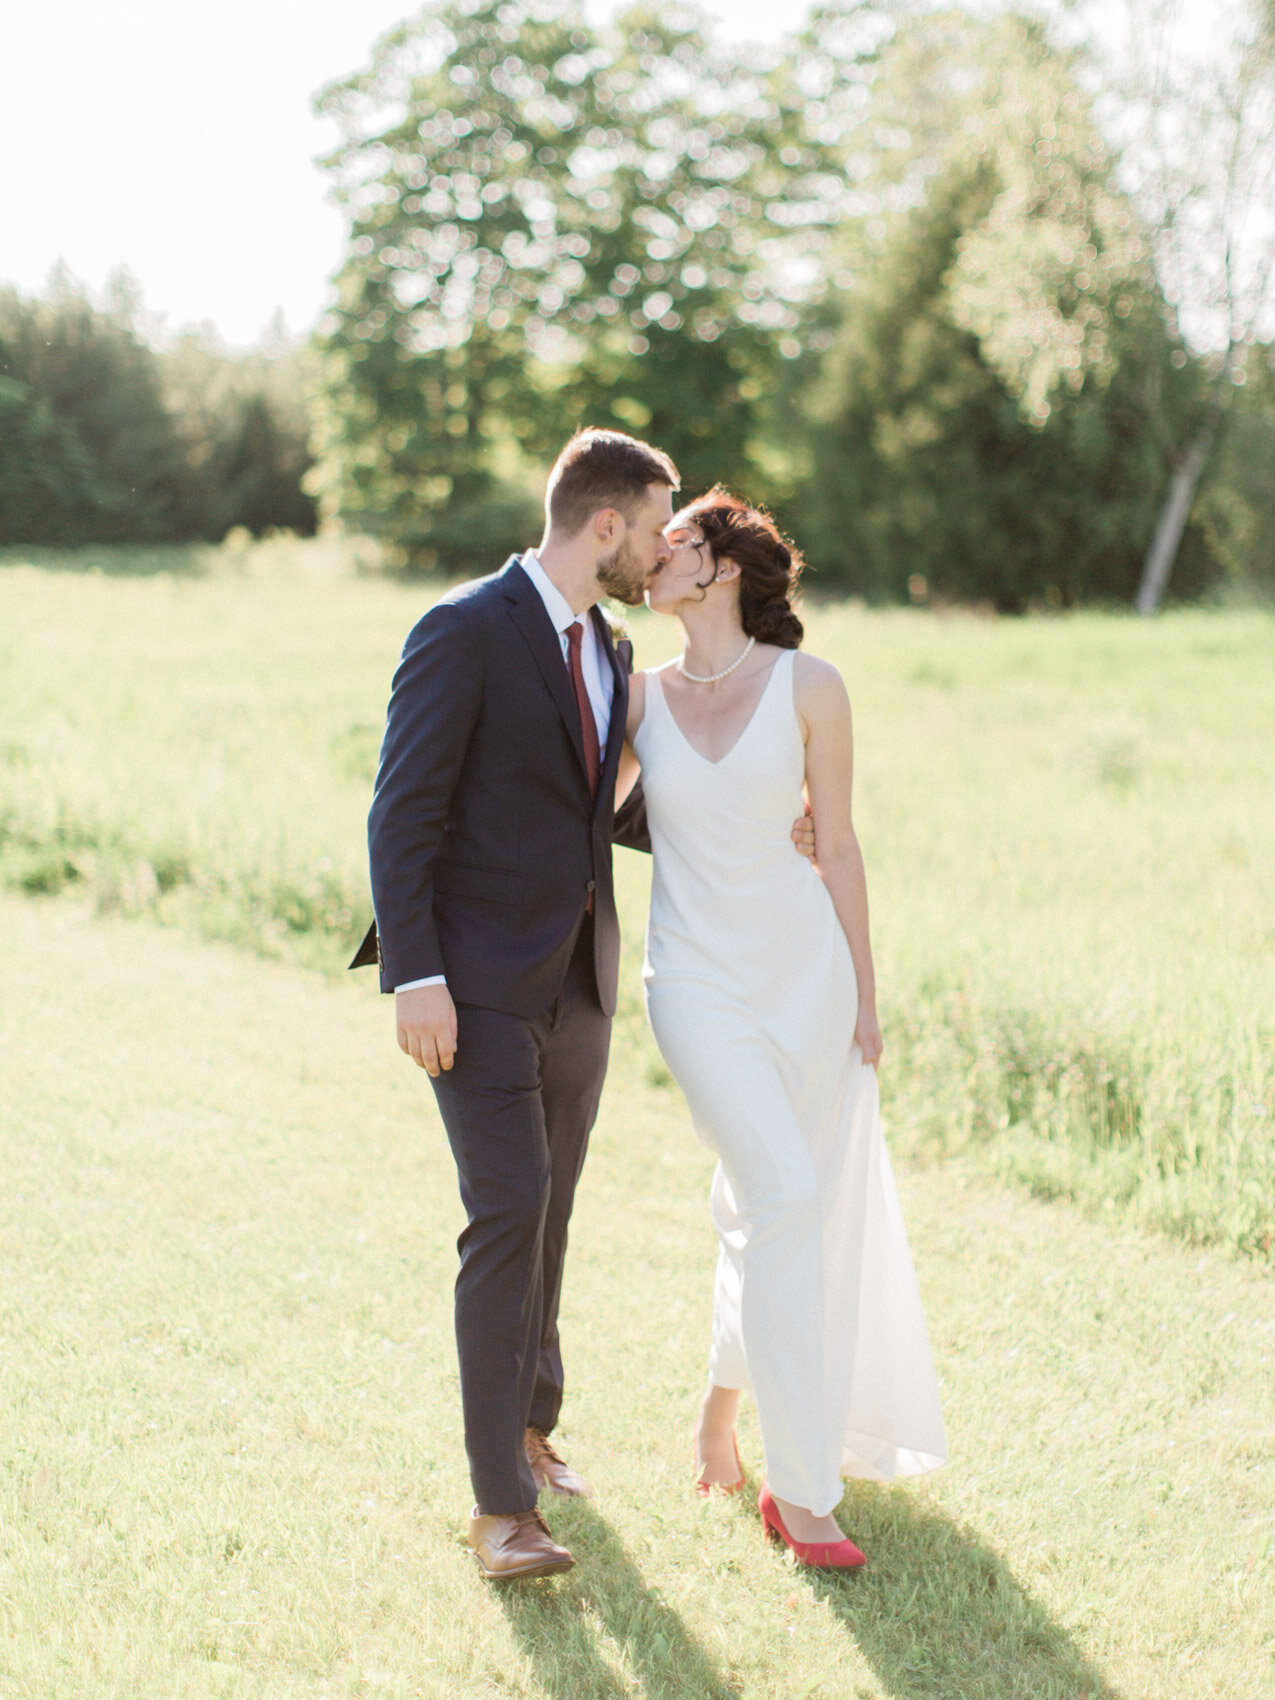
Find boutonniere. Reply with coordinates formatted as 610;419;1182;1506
601;603;631;642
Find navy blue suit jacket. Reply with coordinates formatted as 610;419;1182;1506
351;556;649;1019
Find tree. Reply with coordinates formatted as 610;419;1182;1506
0;277;192;545
0;375;99;543
159;329;319;539
791;9;1195;606
0;281;318;548
1079;0;1275;610
1193;337;1275;596
312;0;882;568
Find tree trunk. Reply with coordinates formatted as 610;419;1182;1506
1134;423;1215;615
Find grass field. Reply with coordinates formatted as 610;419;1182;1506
1;892;1272;1699
2;537;1271;1261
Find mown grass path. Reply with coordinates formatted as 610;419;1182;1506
1;893;1271;1698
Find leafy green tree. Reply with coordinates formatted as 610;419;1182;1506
159;328;318;539
0;280;191;545
0;284;317;548
1194;340;1275;597
791;10;1203;607
0;376;98;542
312;0;877;567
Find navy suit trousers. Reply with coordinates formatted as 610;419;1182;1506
429;918;611;1514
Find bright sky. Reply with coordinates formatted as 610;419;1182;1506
0;1;801;348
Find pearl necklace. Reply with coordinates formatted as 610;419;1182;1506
678;636;755;685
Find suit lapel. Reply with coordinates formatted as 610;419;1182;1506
503;558;592;792
593;607;630;816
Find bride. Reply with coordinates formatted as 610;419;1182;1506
618;490;946;1567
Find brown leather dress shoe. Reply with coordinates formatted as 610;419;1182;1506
525;1426;593;1497
467;1508;574;1580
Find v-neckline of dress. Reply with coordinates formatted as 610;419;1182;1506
654;651;787;767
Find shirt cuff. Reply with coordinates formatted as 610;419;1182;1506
395;976;447;992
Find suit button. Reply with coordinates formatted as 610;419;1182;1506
586;879;596;893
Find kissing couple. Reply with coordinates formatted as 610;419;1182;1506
354;428;945;1580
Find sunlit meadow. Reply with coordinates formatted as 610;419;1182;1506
3;538;1270;1260
2;538;1273;1698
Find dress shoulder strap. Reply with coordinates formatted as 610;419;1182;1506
632;664;668;750
644;665;672;714
761;646;798;715
770;647;803;742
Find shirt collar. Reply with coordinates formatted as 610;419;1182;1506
522;550;590;637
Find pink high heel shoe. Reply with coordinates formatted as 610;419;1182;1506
692;1425;745;1497
758;1483;866;1568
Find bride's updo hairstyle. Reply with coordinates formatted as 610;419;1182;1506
682;487;805;649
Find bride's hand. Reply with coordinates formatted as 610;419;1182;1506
855;1007;884;1069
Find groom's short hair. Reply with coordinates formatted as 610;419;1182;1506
546;428;679;536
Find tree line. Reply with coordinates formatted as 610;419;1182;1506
0;274;316;548
313;0;1275;608
4;1;1273;607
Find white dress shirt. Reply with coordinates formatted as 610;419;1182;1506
396;553;615;993
519;550;615;750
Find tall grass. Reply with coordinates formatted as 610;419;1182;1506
3;538;1272;1262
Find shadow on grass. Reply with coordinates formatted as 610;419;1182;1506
496;1500;741;1700
494;1486;1119;1700
798;1481;1123;1700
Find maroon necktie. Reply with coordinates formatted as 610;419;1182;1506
565;619;601;798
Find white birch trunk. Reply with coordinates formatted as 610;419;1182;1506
1134;423;1215;616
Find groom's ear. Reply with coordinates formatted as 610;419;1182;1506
592;506;623;545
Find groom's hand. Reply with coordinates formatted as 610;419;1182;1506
396;984;458;1077
791;804;816;861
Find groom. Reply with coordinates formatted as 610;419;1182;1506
353;428;676;1579
354;428;812;1580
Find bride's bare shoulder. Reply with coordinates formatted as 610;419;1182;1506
626;666;653;735
792;650;847;690
636;660;680;690
792;650;852;721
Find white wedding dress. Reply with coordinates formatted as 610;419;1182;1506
633;650;946;1515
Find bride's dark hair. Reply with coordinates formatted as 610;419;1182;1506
680;487;804;649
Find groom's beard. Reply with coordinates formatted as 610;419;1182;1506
596;536;649;607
